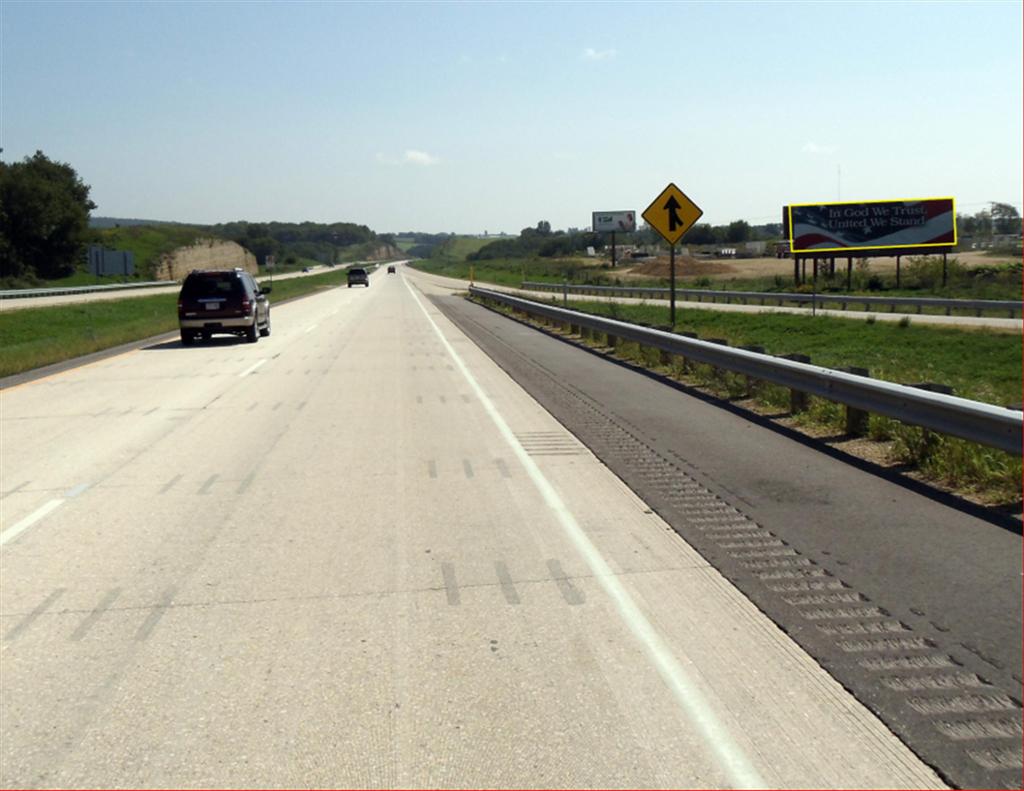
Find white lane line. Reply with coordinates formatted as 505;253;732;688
304;324;318;334
238;359;267;378
403;279;765;789
0;499;64;546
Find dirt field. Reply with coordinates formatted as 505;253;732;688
618;250;1018;282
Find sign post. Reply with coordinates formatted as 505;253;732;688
265;255;275;288
642;183;703;327
669;244;676;324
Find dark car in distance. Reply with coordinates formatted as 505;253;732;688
387;265;396;274
178;268;271;345
347;267;370;288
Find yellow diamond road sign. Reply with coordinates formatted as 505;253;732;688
642;183;703;245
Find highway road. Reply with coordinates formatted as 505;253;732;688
0;263;1007;788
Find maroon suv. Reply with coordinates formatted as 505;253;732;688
177;269;271;345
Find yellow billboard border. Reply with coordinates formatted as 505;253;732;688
787;196;957;254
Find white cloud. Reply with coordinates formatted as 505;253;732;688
377;150;440;167
403;149;439;166
582;47;617;61
802;141;838;155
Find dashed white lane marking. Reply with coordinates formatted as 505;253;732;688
304;324;318;334
1;480;91;546
0;500;64;546
238;359;267;378
403;278;765;789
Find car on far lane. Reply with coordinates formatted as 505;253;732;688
387;265;396;274
347;267;370;288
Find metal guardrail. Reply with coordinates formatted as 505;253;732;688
0;264;364;301
0;281;173;299
471;286;1023;455
519;281;1022;318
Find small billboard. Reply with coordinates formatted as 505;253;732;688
787;198;956;253
592;211;637;233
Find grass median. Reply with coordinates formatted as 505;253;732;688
475;295;1022;504
0;269;349;378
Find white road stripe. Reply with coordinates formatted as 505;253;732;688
304;324;318;334
404;278;765;790
238;359;267;378
0;499;64;546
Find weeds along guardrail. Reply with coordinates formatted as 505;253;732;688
520;281;1022;318
470;286;1023;456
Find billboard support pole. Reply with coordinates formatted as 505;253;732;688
812;261;818;317
896;255;901;288
942;253;948;287
794;255;799;286
846;257;852;291
670;243;677;326
611;231;617;268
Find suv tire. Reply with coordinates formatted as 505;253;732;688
259;315;271;337
245;318;259;343
181;329;195;346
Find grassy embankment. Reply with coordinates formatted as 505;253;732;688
0;269;350;378
95;224;216;277
474;293;1022;503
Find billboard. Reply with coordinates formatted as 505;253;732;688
787;198;956;253
592;210;636;233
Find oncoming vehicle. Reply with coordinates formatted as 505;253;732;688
347;267;370;287
177;268;271;345
387;265;396;274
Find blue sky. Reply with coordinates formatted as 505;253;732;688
2;1;1021;233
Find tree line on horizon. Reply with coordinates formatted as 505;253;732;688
1;150;1019;285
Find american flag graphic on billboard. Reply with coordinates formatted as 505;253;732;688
788;199;955;253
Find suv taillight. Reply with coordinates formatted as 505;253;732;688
241;298;252;315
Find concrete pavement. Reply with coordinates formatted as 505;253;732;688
1;263;944;788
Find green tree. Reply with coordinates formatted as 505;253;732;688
725;219;751;243
685;224;716;245
990;202;1021;235
0;150;97;280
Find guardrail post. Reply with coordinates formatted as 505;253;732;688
606;332;618;350
706;338;729;384
909;382;954;449
739;345;765;394
779;353;812;413
678;331;698;372
838;366;870;435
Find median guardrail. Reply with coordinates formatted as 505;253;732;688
0;281;173;300
519;281;1022;318
471;286;1023;455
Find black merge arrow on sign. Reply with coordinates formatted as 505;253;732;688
663;195;684;231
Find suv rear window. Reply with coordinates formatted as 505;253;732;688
181;273;244;299
348;268;367;276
